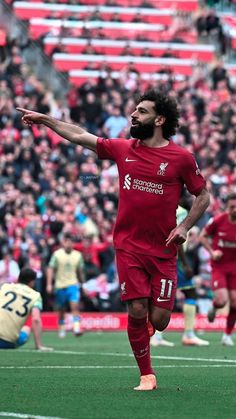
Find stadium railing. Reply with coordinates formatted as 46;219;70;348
53;52;195;75
19;0;199;12
44;38;216;61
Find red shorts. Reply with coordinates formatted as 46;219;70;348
211;264;236;291
116;250;177;311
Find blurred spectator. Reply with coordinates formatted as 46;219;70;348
0;248;20;285
83;252;101;281
81;41;98;55
74;235;110;270
102;105;128;138
67;12;82;22
210;60;230;90
104;0;119;5
131;13;146;23
88;9;104;22
81;92;103;134
142;47;153;58
140;0;154;7
120;44;136;57
50;42;67;57
110;13;122;23
161;48;177;59
82;272;119;311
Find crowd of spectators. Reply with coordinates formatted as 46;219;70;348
0;1;236;314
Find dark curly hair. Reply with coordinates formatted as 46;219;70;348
18;268;37;284
137;89;180;139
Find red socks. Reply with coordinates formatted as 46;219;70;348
226;307;236;335
127;315;154;376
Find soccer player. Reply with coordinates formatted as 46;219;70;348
200;193;236;346
17;89;210;390
0;267;52;350
47;233;85;338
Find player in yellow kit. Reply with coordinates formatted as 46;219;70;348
0;268;52;350
47;233;85;337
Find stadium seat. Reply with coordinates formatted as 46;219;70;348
24;0;199;12
13;2;175;25
53;52;195;75
29;18;165;40
44;38;215;62
69;69;185;87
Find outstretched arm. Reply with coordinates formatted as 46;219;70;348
166;187;210;246
16;108;98;152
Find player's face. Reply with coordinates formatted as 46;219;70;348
130;101;156;140
64;238;73;252
228;199;236;221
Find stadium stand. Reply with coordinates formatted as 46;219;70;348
0;0;236;315
15;0;199;11
43;38;216;60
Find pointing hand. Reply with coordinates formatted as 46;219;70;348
16;107;44;126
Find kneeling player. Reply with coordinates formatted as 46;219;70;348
0;268;52;350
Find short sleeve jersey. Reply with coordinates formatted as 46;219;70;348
97;138;206;258
0;283;42;342
204;213;236;266
49;248;84;289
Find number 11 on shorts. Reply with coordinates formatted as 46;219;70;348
160;279;173;299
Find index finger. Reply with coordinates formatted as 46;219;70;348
16;107;28;114
165;233;175;247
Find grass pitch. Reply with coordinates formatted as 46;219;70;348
0;331;236;419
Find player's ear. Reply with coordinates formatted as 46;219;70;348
155;115;166;126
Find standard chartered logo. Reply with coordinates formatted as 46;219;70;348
123;174;131;190
123;174;163;194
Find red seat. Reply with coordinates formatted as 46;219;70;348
78;0;199;12
29;18;197;44
53;53;194;75
14;2;174;25
24;0;199;12
44;38;215;61
29;18;165;40
69;69;185;87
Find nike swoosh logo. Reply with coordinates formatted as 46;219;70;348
125;158;137;162
157;297;170;302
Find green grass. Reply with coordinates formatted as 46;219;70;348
0;331;236;419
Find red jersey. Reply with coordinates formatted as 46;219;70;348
204;213;236;266
97;138;206;258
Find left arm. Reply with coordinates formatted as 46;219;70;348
31;306;43;349
166;187;210;246
31;306;53;351
77;265;85;284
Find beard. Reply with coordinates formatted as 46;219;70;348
130;122;155;140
